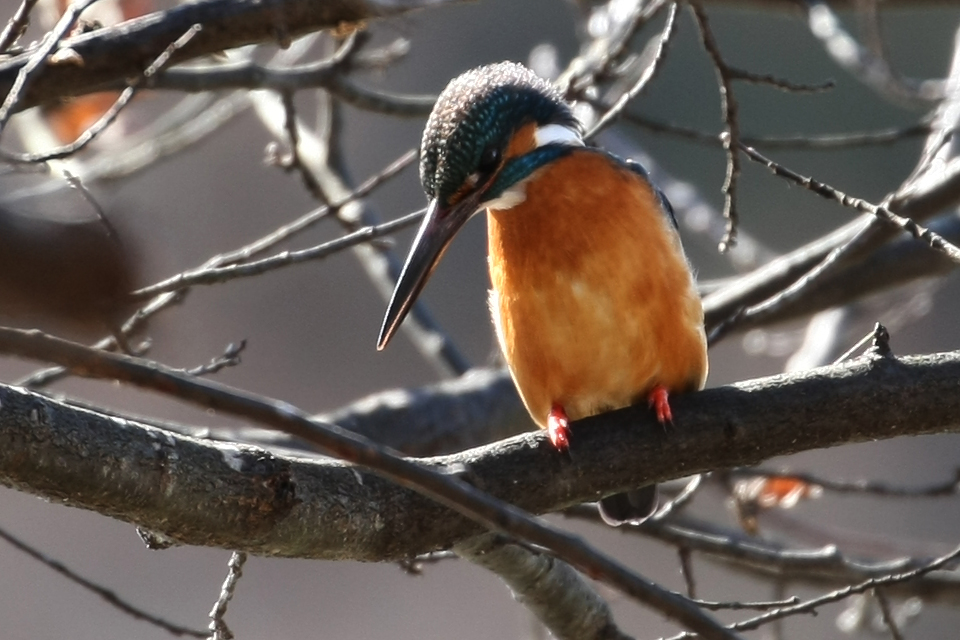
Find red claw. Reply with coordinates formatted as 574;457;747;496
547;403;570;451
648;385;673;424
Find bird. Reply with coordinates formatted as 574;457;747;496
377;62;708;524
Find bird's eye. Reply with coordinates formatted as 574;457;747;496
477;146;502;175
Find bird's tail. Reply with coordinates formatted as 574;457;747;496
598;485;658;526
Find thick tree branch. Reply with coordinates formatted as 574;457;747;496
0;0;951;113
1;346;959;561
0;0;464;111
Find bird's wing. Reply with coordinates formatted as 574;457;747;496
623;158;678;231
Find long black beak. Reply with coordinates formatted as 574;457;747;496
377;193;483;350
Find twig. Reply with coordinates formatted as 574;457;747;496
135;38;436;118
0;523;207;637
557;0;667;96
689;1;741;252
277;89;328;203
5;25;202;163
615;110;929;149
129;209;425;299
741;144;960;264
706;144;960;342
804;0;943;105
874;589;906;640
727;67;834;93
652;474;703;522
250;86;471;376
0;0;39;52
398;550;458;575
185;340;246;377
585;1;679;139
208;551;246;640
16;148;416;388
567;508;960;602
692;596;800;612
667;542;960;638
679;547;697;599
0;0;99;136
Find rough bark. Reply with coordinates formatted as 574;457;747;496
0;347;958;561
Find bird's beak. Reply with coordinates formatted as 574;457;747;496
377;191;484;349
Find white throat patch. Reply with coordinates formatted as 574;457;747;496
534;123;583;148
484;183;527;211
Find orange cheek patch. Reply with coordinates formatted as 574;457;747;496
505;122;538;159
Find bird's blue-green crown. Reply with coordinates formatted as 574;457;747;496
420;62;579;205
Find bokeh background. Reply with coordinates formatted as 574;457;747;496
1;1;960;638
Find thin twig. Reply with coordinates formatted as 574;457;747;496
668;542;960;638
16;148;416;388
0;524;207;637
251;83;471;376
184;341;246;377
692;596;801;612
804;0;943;105
615;110;929;149
652;474;703;521
727;67;834;93
567;506;960;600
585;1;679;139
874;589;906;640
0;0;39;52
5;24;203;163
130;208;424;299
740;145;960;263
679;547;697;599
689;1;741;252
707;144;960;343
0;0;99;136
208;551;246;640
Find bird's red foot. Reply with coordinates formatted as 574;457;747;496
547;403;570;452
648;385;673;424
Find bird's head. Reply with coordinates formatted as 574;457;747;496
378;62;582;349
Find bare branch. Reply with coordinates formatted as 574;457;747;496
690;2;742;251
0;0;98;134
0;0;40;53
2;333;960;563
456;534;634;640
585;2;680;139
667;542;960;638
0;524;206;637
207;551;246;640
0;0;468;112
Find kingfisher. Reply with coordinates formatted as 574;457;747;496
377;62;708;524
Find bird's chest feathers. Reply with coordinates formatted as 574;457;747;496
485;152;704;422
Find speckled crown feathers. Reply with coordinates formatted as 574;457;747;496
419;62;577;203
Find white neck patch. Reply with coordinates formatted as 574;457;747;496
485;124;582;212
535;123;583;148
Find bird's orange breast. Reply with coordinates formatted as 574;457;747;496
487;150;707;428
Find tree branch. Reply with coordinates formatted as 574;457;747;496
0;0;465;111
1;345;959;561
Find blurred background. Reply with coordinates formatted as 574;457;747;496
1;1;960;638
